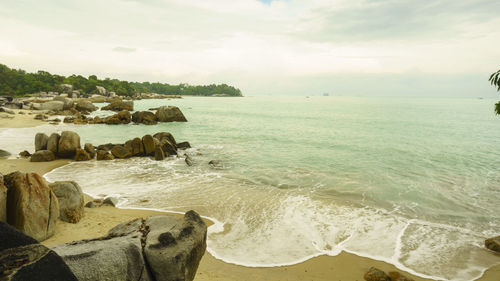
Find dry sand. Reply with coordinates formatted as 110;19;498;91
1;121;499;281
0;109;45;128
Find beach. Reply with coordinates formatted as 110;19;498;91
1;100;500;281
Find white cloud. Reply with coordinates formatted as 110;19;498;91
0;0;499;96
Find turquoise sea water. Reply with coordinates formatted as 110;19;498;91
1;96;499;280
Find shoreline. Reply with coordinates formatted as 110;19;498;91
1;121;499;280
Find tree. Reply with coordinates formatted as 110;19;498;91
489;69;500;115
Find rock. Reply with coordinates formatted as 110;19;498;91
30;150;56;162
144;211;207;281
57;131;81;158
388;271;415;281
154;146;165;161
75;100;97;113
142;134;155;156
102;100;134;111
53;96;74;110
0;106;15;114
0;149;11;158
60;84;73;93
111;145;132;159
19;150;31;158
96;143;116;151
153;132;177;146
208;160;223;169
132;111;158;125
96;85;107;95
104;110;131;124
96;150;115;160
51;227;150;281
0;222;78;281
485;236;500;253
155;106;187;122
69;90;80;98
34;113;47;120
40;100;65;111
84;201;97;208
74;148;91;161
185;155;193;166
35;132;49;151
130;137;144;156
63;116;74;123
3;102;23;109
0;173;6;222
159;139;176;156
84;143;96;158
49;181;84;224
103;197;118;207
4;172;59;241
47;133;60;154
177;141;191;150
364;267;390;281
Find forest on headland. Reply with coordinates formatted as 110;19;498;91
0;63;242;97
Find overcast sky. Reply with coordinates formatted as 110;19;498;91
1;0;499;96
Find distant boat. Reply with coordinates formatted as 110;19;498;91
323;93;329;96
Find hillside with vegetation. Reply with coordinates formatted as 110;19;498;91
0;63;242;97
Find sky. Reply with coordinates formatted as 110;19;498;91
1;0;499;97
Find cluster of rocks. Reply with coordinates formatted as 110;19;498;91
364;267;414;281
27;130;191;163
0;171;85;241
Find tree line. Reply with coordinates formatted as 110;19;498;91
0;64;242;97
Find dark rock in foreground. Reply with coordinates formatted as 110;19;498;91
51;211;207;281
364;267;390;281
0;222;78;281
485;236;500;253
30;150;56;162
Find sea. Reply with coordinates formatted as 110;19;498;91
1;96;499;280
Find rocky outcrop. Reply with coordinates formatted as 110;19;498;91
49;181;84;223
485;236;500;253
0;222;78;281
142;134;156;156
51;211;207;281
102;100;133;112
84;143;96;159
155;106;187;122
40;101;64;111
53;96;74;110
0;173;6;222
104;110;131;124
57;131;81;158
4;172;59;241
127;138;144;156
75;100;97;113
111;145;132;159
96;150;115;160
30;150;56;162
35;132;49;151
132;111;158;125
154;146;165;161
47;133;60;154
74;148;91;161
153;132;177;146
177;141;191;150
96;85;107;95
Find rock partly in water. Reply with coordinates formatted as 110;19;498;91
74;148;91;161
155;106;187;122
208;160;223;169
142;134;155;156
132;111;158;125
185;155;194;166
75;100;97;113
57;131;81;158
154;146;165;161
96;150;115;161
84;143;96;159
103;197;118;207
364;267;391;281
111;145;132;159
49;181;84;224
35;132;49;152
177;141;191;150
104;110;131;124
47;133;60;154
102;100;134;111
129;137;144;156
4;172;59;241
0;221;78;281
153;132;177;146
485;236;500;253
30;150;56;162
19;150;31;158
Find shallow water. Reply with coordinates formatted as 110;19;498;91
2;96;500;280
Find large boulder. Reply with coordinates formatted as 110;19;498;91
4;172;59;241
0;173;6;222
96;150;115;160
96;85;107;95
104;110;131;124
49;181;84;223
111;145;132;159
155;106;187;122
132;111;158;125
102;100;134;112
30;150;56;162
47;133;60;154
159;139;176;156
129;138;144;156
0;222;78;281
53;96;74;110
142;134;155;156
40;101;64;111
57;131;81;158
144;211;207;281
75;100;97;113
74;148;91;161
35;132;49;151
84;143;96;159
485;236;500;253
153;132;177;146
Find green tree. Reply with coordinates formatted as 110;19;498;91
489;69;500;115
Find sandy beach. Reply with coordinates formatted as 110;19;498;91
1;113;499;281
0;109;46;128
